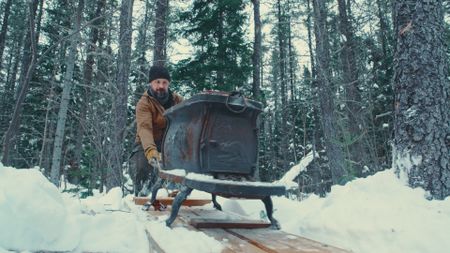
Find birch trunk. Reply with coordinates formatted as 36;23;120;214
50;0;84;185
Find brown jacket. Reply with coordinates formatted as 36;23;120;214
135;90;183;153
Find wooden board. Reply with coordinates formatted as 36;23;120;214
142;206;351;253
225;228;349;253
189;218;271;229
133;196;211;206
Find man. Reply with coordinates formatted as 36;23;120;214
131;65;183;196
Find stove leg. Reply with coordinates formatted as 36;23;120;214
262;196;280;230
212;194;222;211
143;178;164;211
166;186;193;227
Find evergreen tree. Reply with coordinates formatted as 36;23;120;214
172;0;251;92
393;0;450;199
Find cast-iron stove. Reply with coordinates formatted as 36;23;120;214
149;91;285;228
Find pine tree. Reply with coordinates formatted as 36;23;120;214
172;0;251;92
393;0;450;199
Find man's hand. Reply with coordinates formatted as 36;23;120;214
145;148;160;162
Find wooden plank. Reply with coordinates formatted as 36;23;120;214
189;218;271;229
133;196;211;206
141;205;350;253
179;209;270;253
225;229;297;253
228;228;349;253
199;228;268;253
184;209;350;252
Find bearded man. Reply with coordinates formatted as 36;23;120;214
131;65;183;196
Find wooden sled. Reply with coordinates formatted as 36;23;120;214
142;206;351;253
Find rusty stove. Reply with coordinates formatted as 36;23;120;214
150;91;285;228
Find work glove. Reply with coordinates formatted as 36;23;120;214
145;148;160;161
145;148;161;167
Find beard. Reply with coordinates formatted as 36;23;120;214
149;87;170;106
154;89;168;99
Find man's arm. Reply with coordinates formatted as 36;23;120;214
136;98;159;161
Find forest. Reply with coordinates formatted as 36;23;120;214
0;0;448;200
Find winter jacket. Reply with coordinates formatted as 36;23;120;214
135;90;183;154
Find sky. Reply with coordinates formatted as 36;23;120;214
1;156;450;253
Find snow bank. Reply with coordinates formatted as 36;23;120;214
0;165;149;253
0;166;79;252
0;165;222;253
76;211;148;253
229;169;450;253
124;194;224;253
2;163;450;253
73;189;149;253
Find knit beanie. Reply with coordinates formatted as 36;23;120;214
149;65;171;83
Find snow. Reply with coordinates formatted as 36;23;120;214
392;147;423;185
186;172;283;187
0;166;79;252
0;165;148;253
143;217;223;253
162;168;187;177
277;151;316;189
1;163;450;253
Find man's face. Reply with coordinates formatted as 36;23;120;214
150;78;170;98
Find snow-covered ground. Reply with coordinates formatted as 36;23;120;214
1;163;450;253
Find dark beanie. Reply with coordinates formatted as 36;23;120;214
149;65;171;83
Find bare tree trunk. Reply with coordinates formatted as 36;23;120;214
2;0;40;166
153;0;168;66
306;0;315;78
288;18;295;102
39;60;61;174
216;0;225;88
312;0;347;185
251;0;261;100
337;0;377;174
0;0;12;71
250;0;262;180
135;0;152;99
107;0;134;190
277;0;289;172
0;34;22;134
376;0;389;59
35;0;44;46
393;0;450;199
50;0;84;185
73;0;105;183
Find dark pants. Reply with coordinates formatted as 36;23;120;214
129;144;157;196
